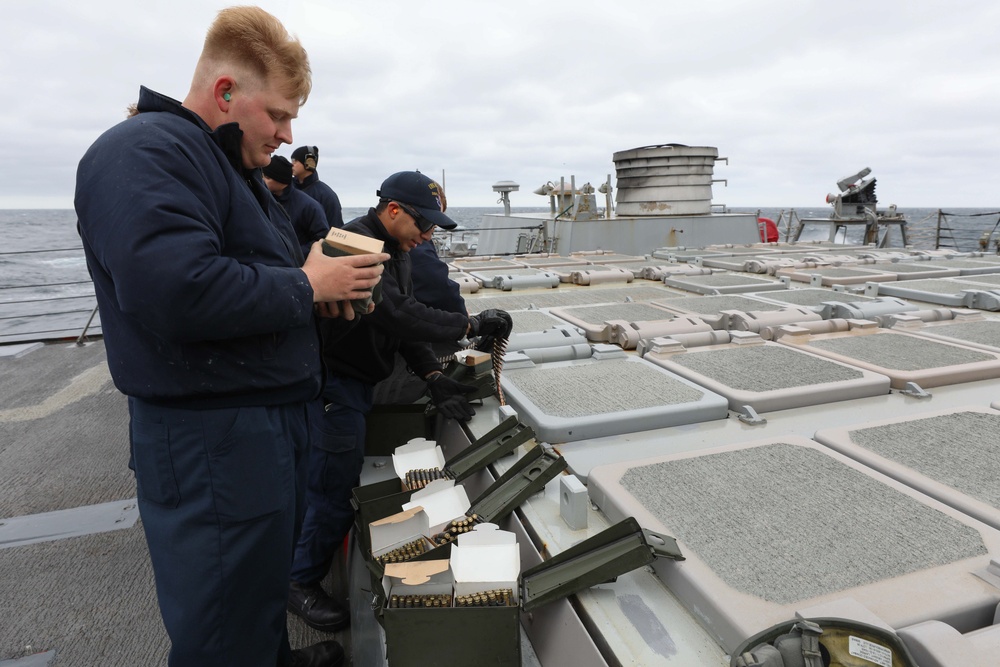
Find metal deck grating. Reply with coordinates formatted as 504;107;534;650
464;285;678;311
618;442;987;605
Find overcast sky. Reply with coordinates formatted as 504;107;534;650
3;0;999;210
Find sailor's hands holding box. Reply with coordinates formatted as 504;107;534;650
302;230;389;320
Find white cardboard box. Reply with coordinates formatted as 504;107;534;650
392;438;445;483
401;480;471;535
369;506;435;560
450;523;520;603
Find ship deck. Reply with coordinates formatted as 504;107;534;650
0;341;349;666
8;242;1000;666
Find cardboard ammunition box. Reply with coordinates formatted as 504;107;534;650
320;227;384;313
357;440;563;572
369;506;438;566
380;524;519;667
392;438;447;491
362;444;567;591
369;482;471;565
377;518;683;667
352;412;536;556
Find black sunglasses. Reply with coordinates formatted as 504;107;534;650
394;201;435;233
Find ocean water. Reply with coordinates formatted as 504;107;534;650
2;206;998;343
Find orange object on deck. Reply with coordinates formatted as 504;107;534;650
758;217;779;242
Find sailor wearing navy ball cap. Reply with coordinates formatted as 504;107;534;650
288;171;511;633
375;170;458;231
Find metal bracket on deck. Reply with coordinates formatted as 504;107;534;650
736;405;767;425
900;382;932;399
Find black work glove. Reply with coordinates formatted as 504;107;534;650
426;373;477;421
467;309;513;339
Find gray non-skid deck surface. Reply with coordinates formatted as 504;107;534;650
665;250;734;261
0;342;130;516
577;253;645;263
515;257;588;268
847;411;1000;508
918;320;1000;349
750;288;874;307
0;524;170;664
939;259;1000;271
807;333;995;370
668;274;781;288
471;267;554;281
654;295;783;316
464;285;678;311
596;261;664;274
450;259;523;270
504;359;703;418
509;309;567;334
879;263;954;276
1;343;348;665
951;255;1000;264
881;278;1000;295
959;273;1000;286
791;267;891;278
618;443;987;604
671;345;864;391
764;253;834;261
552;302;675;325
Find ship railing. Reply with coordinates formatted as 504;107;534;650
0;246;101;346
930;209;1000;253
770;209;803;241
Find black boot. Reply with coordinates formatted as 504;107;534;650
288;581;350;632
284;640;345;667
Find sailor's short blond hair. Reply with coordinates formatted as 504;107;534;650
196;5;311;104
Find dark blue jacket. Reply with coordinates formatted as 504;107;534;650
75;86;322;408
295;171;344;228
322;209;469;384
410;240;466;315
274;184;330;258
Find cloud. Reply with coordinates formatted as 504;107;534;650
2;0;999;209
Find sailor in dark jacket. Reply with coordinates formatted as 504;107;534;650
291;145;344;228
263;155;331;258
410;239;466;315
288;171;510;631
74;8;386;666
